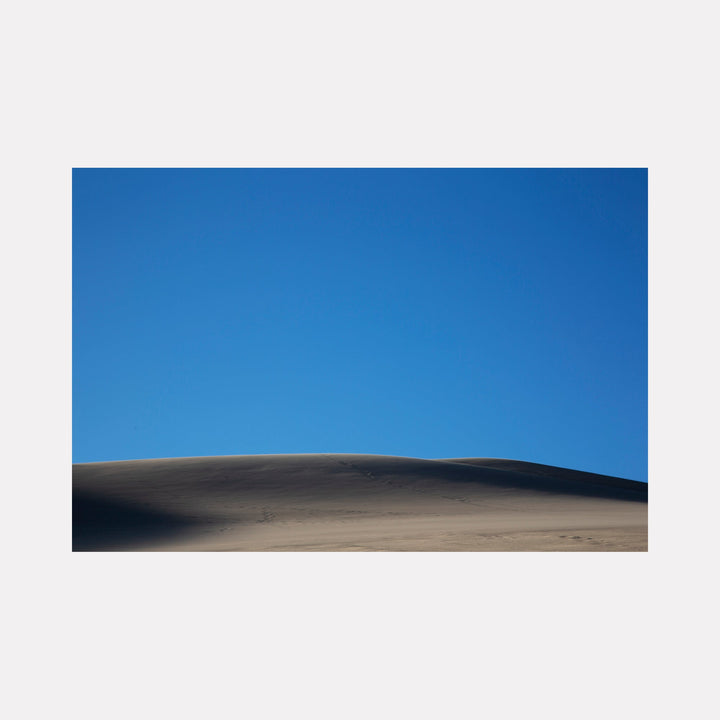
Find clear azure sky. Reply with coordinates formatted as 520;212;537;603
73;169;647;481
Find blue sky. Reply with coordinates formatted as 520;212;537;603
73;169;647;481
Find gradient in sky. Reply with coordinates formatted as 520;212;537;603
73;169;647;481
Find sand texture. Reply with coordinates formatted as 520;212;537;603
72;454;648;551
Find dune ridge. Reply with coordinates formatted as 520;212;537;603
72;453;648;551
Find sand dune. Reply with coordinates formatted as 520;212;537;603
72;453;647;551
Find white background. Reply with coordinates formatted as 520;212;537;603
3;1;717;718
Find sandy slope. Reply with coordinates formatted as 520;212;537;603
72;453;648;551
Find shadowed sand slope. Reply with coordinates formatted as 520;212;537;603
72;454;648;551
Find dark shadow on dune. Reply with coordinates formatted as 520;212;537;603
445;458;647;493
351;457;648;503
73;490;199;551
